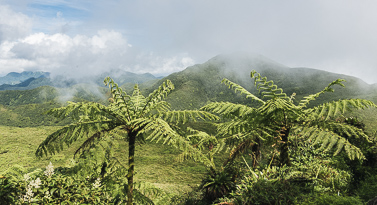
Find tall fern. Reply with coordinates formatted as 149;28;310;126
36;77;218;205
202;70;376;166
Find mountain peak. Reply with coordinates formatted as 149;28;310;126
0;71;50;85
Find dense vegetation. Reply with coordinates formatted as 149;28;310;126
1;59;377;204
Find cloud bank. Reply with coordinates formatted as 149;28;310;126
1;1;377;84
0;4;194;78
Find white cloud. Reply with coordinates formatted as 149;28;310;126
0;29;195;78
2;1;377;84
0;5;32;41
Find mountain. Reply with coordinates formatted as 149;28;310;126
0;71;50;85
0;69;160;91
147;52;377;110
1;53;377;127
0;76;53;91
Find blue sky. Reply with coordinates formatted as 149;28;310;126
1;0;377;83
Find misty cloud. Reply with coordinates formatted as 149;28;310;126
0;5;32;41
0;29;194;78
1;1;377;84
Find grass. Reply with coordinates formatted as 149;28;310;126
0;126;75;172
0;125;208;195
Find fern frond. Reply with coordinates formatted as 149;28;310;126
73;128;119;157
322;121;370;140
257;97;300;118
250;70;288;99
104;77;133;121
221;78;265;104
299;79;345;108
36;120;119;157
140;80;174;117
134;118;215;167
309;99;377;120
161;110;219;124
130;84;147;115
296;126;365;160
201;102;257;118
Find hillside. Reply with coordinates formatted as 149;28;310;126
148;53;377;110
1;53;377;127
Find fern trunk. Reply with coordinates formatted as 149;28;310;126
127;131;136;205
252;138;261;167
279;127;291;166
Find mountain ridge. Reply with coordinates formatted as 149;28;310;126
1;53;377;127
148;53;377;109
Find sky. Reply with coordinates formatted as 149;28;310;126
0;0;377;84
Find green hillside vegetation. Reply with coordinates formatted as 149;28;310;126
147;54;377;111
1;54;377;204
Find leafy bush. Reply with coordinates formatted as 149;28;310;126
229;172;303;205
0;177;18;204
200;168;236;202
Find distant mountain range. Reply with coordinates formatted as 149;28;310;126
0;71;50;86
1;52;377;127
0;70;160;91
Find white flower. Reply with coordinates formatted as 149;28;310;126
20;186;34;203
30;177;42;189
23;173;31;182
44;162;54;178
44;191;51;200
92;178;101;189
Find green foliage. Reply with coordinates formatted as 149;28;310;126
0;177;18;204
202;70;377;167
295;194;364;205
35;77;218;204
0;102;71;127
200;167;237;202
355;174;377;202
1;162;165;204
0;86;58;106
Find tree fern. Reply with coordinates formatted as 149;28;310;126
202;70;377;167
36;77;216;205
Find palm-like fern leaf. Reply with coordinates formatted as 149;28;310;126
104;77;133;121
257;98;301;121
160;110;219;124
221;78;265;104
201;102;257;118
299;79;345;108
140;80;174;117
250;70;288;99
307;99;377;120
36;120;119;157
133;118;215;167
295;126;365;160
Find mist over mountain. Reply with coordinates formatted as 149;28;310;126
149;53;377;109
1;52;376;107
0;69;161;91
0;71;50;86
1;53;377;127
